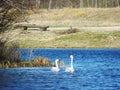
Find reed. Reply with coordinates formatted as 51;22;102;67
0;57;52;68
0;38;52;68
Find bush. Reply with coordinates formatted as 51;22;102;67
0;1;26;33
0;38;21;68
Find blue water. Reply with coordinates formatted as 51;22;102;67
0;48;120;90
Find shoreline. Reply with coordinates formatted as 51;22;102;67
8;47;120;49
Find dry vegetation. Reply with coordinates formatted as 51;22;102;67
0;56;52;68
24;8;120;27
1;29;119;48
1;8;120;48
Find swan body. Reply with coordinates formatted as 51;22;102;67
51;59;59;72
65;55;74;73
65;67;74;73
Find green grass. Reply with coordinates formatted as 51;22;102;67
3;8;120;48
5;30;120;48
6;31;120;48
45;31;120;48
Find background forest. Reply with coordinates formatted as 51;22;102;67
2;0;120;10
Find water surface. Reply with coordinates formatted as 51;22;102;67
0;48;120;90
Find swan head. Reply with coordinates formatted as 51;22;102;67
55;59;59;62
70;55;73;60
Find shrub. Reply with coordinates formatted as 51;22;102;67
0;1;26;33
0;38;21;68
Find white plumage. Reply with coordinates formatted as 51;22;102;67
51;59;59;72
65;55;74;73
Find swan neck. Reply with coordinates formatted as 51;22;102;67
55;60;58;68
70;58;73;68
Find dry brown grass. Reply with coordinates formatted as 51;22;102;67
1;8;120;48
21;8;120;27
2;29;119;48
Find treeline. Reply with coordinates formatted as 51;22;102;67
20;0;120;9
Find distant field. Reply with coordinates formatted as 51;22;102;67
1;8;120;48
2;29;120;48
25;8;120;27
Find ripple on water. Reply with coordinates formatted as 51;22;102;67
0;49;120;90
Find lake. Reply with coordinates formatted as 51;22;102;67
0;48;120;90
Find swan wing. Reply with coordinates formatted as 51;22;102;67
65;67;74;73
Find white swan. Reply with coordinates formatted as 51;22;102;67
65;55;74;73
51;59;60;72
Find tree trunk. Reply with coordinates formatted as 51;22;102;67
48;0;52;10
87;0;90;7
91;0;94;7
95;0;98;8
105;0;107;8
80;0;83;8
36;0;37;8
36;0;41;9
117;0;120;8
38;0;41;9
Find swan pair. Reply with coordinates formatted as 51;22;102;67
51;55;74;73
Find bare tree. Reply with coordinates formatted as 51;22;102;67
95;0;98;8
87;0;90;7
49;0;52;10
80;0;84;8
105;0;108;8
0;0;25;32
3;0;120;9
91;0;94;7
117;0;120;8
36;0;41;9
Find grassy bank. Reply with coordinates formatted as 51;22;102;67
1;8;120;48
4;30;120;48
47;30;120;48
